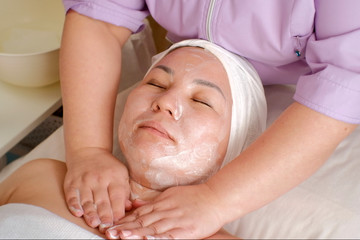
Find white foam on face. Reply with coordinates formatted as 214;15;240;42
144;142;221;190
120;118;224;190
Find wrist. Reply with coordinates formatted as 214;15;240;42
201;182;234;226
65;146;114;167
204;172;245;224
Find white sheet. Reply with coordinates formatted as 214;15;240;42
0;203;101;239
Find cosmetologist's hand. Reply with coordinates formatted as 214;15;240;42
105;184;226;239
64;148;131;232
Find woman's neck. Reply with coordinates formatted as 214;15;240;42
129;178;162;202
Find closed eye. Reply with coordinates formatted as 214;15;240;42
192;98;212;108
147;81;166;89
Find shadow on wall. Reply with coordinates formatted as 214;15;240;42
147;16;171;53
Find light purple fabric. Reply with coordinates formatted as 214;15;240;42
62;0;360;124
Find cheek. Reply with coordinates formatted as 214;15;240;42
181;113;229;154
145;118;229;190
118;92;150;160
118;89;151;138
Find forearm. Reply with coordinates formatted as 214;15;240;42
208;102;357;223
60;11;131;157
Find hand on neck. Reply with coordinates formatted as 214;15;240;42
129;178;162;202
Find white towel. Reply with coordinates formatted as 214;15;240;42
146;39;267;167
0;203;103;239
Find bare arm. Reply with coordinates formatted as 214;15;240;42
60;10;132;231
208;102;357;222
60;10;131;155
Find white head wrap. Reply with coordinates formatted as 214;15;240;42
143;39;267;168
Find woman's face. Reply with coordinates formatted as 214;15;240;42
118;47;232;190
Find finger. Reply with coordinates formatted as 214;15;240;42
125;199;133;211
92;187;113;232
112;204;153;227
150;229;183;240
106;222;157;240
115;203;163;226
106;221;142;239
132;204;182;229
109;210;180;239
64;187;83;217
119;228;156;240
80;192;98;227
108;183;127;223
82;201;101;228
127;217;180;238
96;202;113;232
108;217;180;240
132;198;149;209
132;203;155;217
114;212;139;226
150;226;204;240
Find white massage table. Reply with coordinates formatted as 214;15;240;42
1;22;359;238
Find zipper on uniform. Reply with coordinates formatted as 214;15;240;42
206;0;216;42
294;35;302;57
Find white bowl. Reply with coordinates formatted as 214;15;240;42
0;0;65;87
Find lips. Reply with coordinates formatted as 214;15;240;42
138;121;174;141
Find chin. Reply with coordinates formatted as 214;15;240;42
142;167;212;191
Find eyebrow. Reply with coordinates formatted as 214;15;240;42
193;79;226;99
154;65;174;75
155;64;226;99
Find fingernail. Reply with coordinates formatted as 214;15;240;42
125;235;141;240
107;229;119;239
92;219;101;227
99;223;111;232
145;236;156;240
84;215;101;227
120;230;132;237
69;206;83;216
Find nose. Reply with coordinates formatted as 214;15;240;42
151;92;183;121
